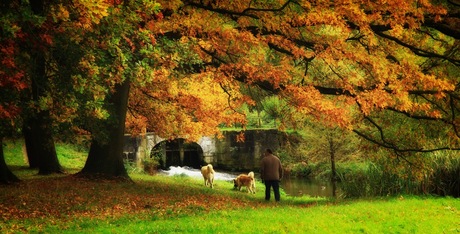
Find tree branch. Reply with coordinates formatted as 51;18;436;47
371;25;460;66
353;129;460;152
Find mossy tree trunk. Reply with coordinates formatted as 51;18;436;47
78;80;131;179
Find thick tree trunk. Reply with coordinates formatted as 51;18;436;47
22;122;39;168
29;45;63;175
16;0;64;175
34;112;63;175
78;80;131;179
0;137;20;184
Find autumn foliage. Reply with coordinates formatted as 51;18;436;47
1;0;459;180
148;0;460;152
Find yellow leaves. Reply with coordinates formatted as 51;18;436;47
78;54;99;77
129;70;247;141
156;0;183;12
73;0;110;29
390;24;405;38
51;4;70;22
92;107;109;119
393;91;415;112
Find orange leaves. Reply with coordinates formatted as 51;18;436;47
105;0;124;5
285;85;352;128
356;89;394;116
126;114;148;135
123;35;136;52
264;35;315;60
236;132;245;142
50;4;71;22
398;61;455;92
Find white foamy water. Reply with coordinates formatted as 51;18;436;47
159;166;237;181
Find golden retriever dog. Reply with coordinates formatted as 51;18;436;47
233;171;256;194
201;164;215;188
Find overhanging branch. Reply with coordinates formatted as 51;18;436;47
353;129;460;152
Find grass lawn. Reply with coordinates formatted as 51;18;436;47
1;140;459;233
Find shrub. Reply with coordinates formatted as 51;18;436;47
286;162;313;177
142;157;160;175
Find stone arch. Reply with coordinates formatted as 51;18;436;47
150;138;205;169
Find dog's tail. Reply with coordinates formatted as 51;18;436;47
207;164;214;173
248;171;254;179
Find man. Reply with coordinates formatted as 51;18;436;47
260;148;283;202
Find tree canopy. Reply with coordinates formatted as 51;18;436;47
150;0;460;153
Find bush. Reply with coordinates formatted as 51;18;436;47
286;162;313;177
142;157;160;175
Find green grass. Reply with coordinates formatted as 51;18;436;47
3;139;26;166
104;198;460;234
2;141;460;233
55;143;87;173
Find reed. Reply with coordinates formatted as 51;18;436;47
425;152;460;197
339;152;460;198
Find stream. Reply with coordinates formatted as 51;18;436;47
159;166;335;197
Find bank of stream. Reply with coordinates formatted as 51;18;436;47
160;166;336;197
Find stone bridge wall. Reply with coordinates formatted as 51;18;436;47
123;130;286;171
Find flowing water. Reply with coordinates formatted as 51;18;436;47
159;166;238;181
159;166;335;197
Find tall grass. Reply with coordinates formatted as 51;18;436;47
338;151;460;198
425;152;460;197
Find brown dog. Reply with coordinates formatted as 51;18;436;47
201;164;215;188
233;171;256;194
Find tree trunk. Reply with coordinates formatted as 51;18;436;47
24;0;63;175
22;122;39;168
0;137;20;184
29;47;63;175
328;136;337;198
78;80;131;179
34;112;64;175
22;75;63;174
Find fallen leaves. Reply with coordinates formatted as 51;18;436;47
0;175;270;228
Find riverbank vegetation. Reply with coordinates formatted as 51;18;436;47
279;131;460;198
1;141;459;233
223;103;460;198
